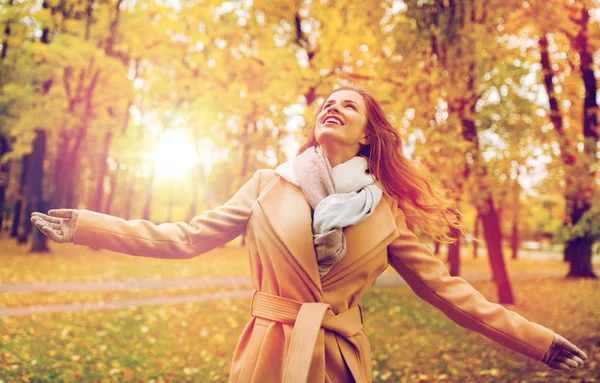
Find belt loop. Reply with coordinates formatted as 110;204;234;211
250;290;258;315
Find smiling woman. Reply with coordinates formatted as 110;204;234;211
153;129;199;179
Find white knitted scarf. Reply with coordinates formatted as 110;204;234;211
275;146;383;277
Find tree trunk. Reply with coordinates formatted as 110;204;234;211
510;217;519;260
458;99;515;304
16;155;30;244
565;2;598;277
63;127;87;208
124;171;136;220
0;134;10;233
51;129;69;207
186;167;198;222
141;162;155;220
433;241;440;255
27;129;50;252
539;21;598;277
565;237;596;278
446;227;460;276
479;194;515;304
103;166;119;215
10;199;20;238
511;182;519;260
88;131;112;212
446;207;461;276
472;214;479;259
186;130;200;222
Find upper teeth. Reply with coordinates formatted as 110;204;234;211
324;117;342;125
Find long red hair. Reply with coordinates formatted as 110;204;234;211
298;85;463;242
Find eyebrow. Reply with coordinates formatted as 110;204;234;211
323;99;359;107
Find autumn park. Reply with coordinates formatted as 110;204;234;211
1;0;599;381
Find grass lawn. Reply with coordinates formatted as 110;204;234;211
2;238;597;285
1;276;598;382
1;237;599;382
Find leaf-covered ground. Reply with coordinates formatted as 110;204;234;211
1;239;598;382
0;239;589;284
1;277;599;382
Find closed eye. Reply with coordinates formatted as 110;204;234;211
322;100;359;111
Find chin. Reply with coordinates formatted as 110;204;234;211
315;131;341;145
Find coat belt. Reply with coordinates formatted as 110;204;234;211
251;291;365;383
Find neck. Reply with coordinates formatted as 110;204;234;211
319;143;359;167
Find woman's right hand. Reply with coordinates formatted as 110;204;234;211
542;333;588;371
31;209;80;243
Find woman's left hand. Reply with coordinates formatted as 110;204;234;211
542;333;588;371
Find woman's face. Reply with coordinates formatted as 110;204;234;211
315;90;368;150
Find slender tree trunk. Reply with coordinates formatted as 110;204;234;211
16;155;30;244
88;131;112;212
0;134;10;232
446;207;461;276
141;163;155;220
479;194;515;304
28;129;50;252
511;181;520;260
63;127;87;208
51;129;69;207
103;166;118;215
10;199;20;238
472;214;479;259
124;171;136;220
459;97;515;304
433;241;440;255
510;219;519;260
186;130;200;222
447;228;460;276
198;163;212;210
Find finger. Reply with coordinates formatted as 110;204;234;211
561;342;587;361
31;212;62;224
40;221;62;231
40;224;64;243
557;356;579;368
32;219;43;232
49;222;61;230
571;355;585;366
48;209;73;219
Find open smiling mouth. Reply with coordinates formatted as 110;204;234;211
322;115;344;126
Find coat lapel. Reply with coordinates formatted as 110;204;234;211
257;177;323;295
320;195;399;286
257;176;399;292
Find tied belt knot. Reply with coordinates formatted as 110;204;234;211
251;291;365;383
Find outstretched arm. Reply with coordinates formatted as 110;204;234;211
32;170;272;259
386;207;587;370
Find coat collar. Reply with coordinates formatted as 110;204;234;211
257;175;399;296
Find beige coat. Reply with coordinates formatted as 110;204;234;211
73;169;555;383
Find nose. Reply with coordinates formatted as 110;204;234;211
325;103;341;114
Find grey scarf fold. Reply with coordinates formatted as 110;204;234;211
293;146;383;277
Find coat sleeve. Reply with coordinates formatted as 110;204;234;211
386;207;555;362
73;169;271;259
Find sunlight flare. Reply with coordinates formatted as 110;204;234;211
153;129;199;179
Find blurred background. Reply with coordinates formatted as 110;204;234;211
0;0;599;382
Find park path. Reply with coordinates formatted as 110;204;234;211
0;272;566;317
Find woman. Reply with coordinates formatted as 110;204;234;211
32;86;587;382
